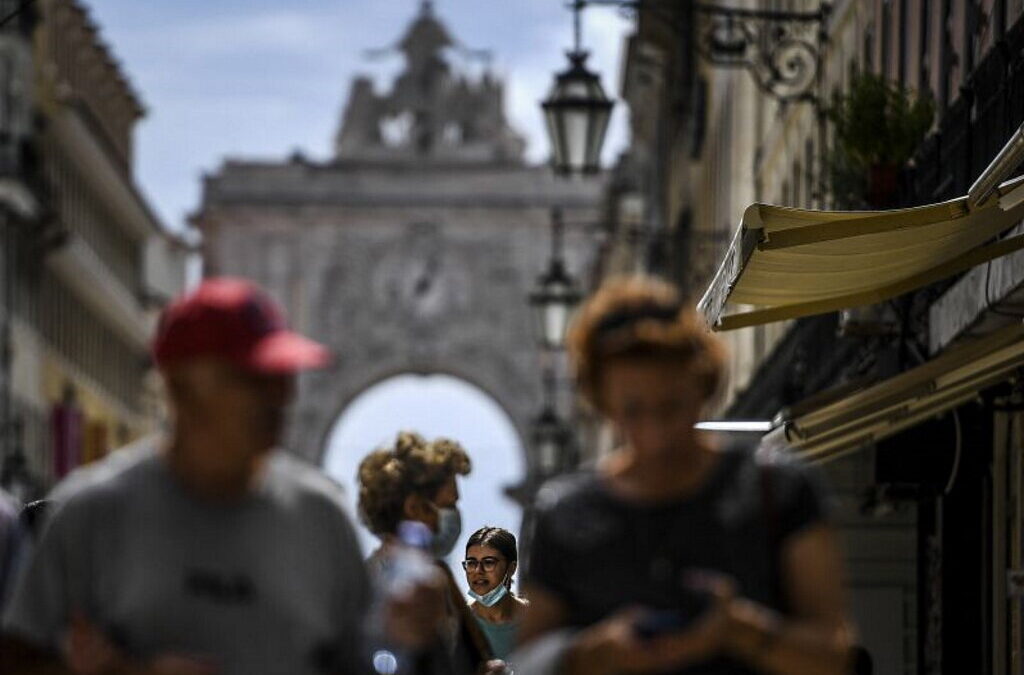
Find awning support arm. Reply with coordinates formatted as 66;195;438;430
969;122;1024;210
714;231;1024;331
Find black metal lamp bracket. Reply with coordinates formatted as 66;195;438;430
573;1;831;104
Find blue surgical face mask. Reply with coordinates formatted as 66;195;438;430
468;568;513;607
429;504;462;559
469;581;508;607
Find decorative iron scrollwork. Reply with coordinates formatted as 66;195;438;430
695;3;828;103
577;1;831;104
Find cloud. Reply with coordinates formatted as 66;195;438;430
85;0;635;228
169;11;343;57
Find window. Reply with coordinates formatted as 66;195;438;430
897;0;908;84
964;0;979;75
46;143;141;294
793;160;803;208
939;0;953;110
881;0;893;78
863;24;875;73
805;138;816;209
920;0;932;92
14;271;145;411
994;0;1007;39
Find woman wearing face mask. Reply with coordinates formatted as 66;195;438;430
463;527;529;660
358;431;494;674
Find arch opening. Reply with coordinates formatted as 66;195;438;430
323;373;527;594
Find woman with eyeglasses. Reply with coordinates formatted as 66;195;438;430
513;277;856;675
462;527;528;660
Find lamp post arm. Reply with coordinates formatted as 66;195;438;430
572;0;584;54
575;0;829;22
968;121;1024;210
542;367;557;411
694;2;829;22
551;208;566;264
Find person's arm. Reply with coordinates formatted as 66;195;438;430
517;582;711;675
723;524;854;675
1;624;220;675
0;632;74;675
1;492;78;674
517;529;853;675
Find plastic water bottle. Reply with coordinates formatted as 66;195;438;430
372;520;437;675
383;520;436;596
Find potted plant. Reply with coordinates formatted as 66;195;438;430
827;72;935;209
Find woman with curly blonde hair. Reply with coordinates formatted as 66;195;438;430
514;276;855;675
358;430;471;559
357;431;496;675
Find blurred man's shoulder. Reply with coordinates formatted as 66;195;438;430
0;486;17;517
50;436;162;505
265;451;349;511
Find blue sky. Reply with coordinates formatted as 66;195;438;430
85;0;633;230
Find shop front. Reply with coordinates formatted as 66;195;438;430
697;128;1024;672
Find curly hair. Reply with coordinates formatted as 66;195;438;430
566;276;727;413
357;431;472;536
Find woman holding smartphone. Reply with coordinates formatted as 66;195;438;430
515;277;856;675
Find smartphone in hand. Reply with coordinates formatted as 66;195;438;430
632;582;713;640
633;610;696;640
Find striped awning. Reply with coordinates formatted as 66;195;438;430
698;175;1024;331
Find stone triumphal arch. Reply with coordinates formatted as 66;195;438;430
193;3;605;469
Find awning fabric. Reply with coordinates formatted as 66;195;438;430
760;321;1024;464
698;175;1024;331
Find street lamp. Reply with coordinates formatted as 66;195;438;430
541;0;614;176
531;369;574;476
529;208;582;350
542;2;830;169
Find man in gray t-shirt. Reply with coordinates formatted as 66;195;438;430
1;278;371;675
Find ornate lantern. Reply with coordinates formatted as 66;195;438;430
541;1;613;175
529;208;582;350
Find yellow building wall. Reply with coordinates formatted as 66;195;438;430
12;319;153;483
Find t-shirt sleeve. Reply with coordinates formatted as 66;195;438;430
0;495;21;606
1;496;81;648
522;482;574;605
323;492;373;673
768;457;832;544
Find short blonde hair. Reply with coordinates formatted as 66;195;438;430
567;276;726;412
357;431;471;536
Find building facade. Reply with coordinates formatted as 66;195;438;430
605;0;1024;672
0;0;189;499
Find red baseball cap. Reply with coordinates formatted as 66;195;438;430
152;277;331;373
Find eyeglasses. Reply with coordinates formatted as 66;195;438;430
461;557;503;572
